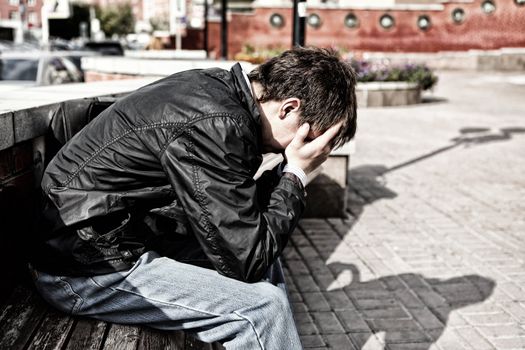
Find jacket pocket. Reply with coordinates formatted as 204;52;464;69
77;212;132;247
73;212;139;265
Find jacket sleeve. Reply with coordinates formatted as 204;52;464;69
160;115;306;282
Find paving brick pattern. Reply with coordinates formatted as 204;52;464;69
282;72;525;349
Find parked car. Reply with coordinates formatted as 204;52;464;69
82;41;124;56
0;51;85;86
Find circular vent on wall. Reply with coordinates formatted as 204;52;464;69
379;14;395;29
451;8;466;24
269;13;285;28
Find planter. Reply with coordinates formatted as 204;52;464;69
356;81;421;108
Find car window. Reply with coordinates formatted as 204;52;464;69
42;57;77;85
0;58;39;81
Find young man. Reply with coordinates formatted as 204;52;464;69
30;47;357;349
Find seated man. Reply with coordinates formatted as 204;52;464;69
29;47;357;349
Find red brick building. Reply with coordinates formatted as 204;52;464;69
207;0;525;58
0;0;43;40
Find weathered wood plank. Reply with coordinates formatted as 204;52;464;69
26;309;75;350
64;318;108;350
184;334;213;350
213;342;226;350
102;323;141;350
0;286;48;350
137;327;186;350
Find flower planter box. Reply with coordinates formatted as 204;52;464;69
356;81;421;108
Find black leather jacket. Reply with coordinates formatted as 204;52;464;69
32;64;305;282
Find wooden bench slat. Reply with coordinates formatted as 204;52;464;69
26;309;75;350
0;286;48;350
138;327;186;350
102;323;141;350
184;334;213;350
64;319;108;350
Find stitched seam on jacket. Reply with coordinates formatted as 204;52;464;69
159;113;246;155
56;121;183;188
182;115;251;277
186;134;226;271
56;113;242;189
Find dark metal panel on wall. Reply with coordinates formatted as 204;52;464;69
221;0;228;59
292;0;306;47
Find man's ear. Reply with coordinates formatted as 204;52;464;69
279;98;301;119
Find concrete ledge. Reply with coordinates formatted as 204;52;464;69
124;50;207;60
356;82;421;108
0;79;157;151
82;57;254;78
363;48;525;71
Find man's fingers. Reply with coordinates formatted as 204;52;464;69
291;123;310;147
310;122;343;149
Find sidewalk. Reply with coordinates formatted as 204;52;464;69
283;71;525;349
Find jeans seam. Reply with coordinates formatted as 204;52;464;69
115;287;222;317
232;310;265;350
89;276;222;318
58;277;84;314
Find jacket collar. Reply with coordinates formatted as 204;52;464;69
231;63;262;127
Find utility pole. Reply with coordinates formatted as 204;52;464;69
204;0;209;58
170;0;185;51
220;0;227;59
17;0;26;44
292;0;306;47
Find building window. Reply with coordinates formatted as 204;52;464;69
379;14;395;29
482;0;496;14
269;13;284;28
28;11;37;24
9;11;19;20
451;8;466;24
344;13;359;28
9;0;19;6
515;0;525;6
28;0;36;7
307;13;322;28
417;15;431;31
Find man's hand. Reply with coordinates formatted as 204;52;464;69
285;122;342;176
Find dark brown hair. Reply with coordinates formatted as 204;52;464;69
248;47;357;148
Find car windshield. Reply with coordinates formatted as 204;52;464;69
0;58;39;81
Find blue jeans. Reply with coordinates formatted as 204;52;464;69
31;251;302;350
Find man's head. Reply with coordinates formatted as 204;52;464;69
248;47;357;152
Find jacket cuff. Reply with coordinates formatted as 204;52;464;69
281;172;307;202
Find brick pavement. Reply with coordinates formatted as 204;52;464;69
282;72;525;349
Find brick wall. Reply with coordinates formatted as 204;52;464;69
207;2;525;59
84;71;140;82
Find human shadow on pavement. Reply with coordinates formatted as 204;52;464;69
325;262;495;349
290;127;521;348
310;165;495;349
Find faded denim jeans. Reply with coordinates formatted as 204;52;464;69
31;251;303;350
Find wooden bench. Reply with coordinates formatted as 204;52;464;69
0;285;222;350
